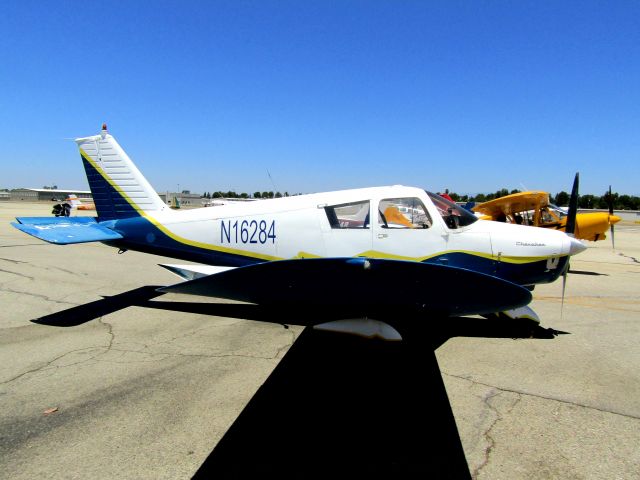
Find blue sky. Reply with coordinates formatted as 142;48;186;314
1;1;638;196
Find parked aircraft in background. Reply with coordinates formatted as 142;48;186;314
202;197;257;207
472;181;621;246
12;125;587;339
65;194;96;210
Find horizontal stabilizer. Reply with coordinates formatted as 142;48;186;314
159;258;532;317
12;217;122;244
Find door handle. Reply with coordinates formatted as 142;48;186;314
377;233;388;239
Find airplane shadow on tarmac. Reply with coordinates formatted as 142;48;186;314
31;286;567;479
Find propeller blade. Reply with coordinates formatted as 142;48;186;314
560;262;569;320
611;224;615;250
565;172;579;236
608;185;615;249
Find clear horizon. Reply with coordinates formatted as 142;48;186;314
2;2;638;196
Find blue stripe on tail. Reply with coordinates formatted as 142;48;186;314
81;155;140;220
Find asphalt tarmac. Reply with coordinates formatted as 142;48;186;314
1;202;639;479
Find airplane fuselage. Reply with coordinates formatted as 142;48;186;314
103;185;578;287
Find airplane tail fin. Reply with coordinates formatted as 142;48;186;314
75;124;169;220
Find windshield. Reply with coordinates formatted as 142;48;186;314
548;204;567;218
426;191;478;228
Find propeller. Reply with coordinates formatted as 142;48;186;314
607;185;616;249
560;261;569;319
564;172;579;236
561;172;579;319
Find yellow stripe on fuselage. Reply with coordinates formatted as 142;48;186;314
357;249;551;264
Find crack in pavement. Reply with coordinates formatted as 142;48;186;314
100;348;291;363
0;346;107;387
0;287;78;307
273;328;299;360
1;321;297;385
444;372;640;421
2;343;295;375
0;268;34;281
37;264;89;276
471;388;502;478
0;255;87;276
102;326;298;363
0;243;48;248
150;321;244;347
0;320;116;387
618;252;640;264
97;317;115;352
145;319;297;350
0;257;28;264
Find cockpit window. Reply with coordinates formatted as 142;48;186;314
325;201;370;229
539;206;561;225
378;198;432;229
426;191;478;229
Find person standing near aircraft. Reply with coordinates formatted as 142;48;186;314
51;201;71;217
439;189;453;202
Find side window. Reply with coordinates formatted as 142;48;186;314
325;201;370;229
378;198;432;229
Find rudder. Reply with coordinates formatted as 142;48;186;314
76;124;169;220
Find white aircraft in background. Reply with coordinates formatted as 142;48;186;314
12;124;586;340
202;197;256;207
65;194;96;210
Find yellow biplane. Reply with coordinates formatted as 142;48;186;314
472;189;620;243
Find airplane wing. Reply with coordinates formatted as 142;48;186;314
159;258;532;317
12;217;123;244
473;191;548;217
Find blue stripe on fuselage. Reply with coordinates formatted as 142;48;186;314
104;216;262;267
422;252;568;287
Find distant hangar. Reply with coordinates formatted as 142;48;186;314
6;188;92;202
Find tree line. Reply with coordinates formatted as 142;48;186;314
201;188;640;210
201;191;297;199
448;188;640;210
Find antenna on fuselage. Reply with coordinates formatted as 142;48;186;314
266;169;278;194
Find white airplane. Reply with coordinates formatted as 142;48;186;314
202;197;256;207
12;125;586;340
65;194;96;210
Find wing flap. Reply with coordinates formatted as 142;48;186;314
12;217;122;244
158;258;532;317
